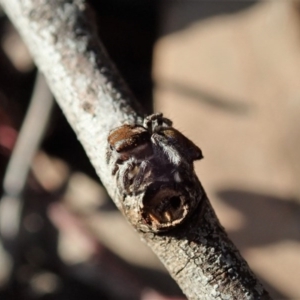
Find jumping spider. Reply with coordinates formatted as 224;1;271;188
107;113;203;232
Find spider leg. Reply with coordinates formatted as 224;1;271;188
144;113;173;133
116;159;135;192
132;160;151;194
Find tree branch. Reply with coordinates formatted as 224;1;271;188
0;0;271;299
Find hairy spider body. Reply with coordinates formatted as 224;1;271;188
107;113;203;232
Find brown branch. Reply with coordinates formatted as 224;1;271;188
0;0;271;299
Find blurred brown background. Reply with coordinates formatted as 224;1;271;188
0;1;299;299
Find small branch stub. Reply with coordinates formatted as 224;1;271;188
107;113;204;232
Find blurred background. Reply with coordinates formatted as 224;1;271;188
0;1;299;299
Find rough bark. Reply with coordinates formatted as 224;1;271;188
0;0;271;299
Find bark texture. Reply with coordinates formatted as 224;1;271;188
0;0;271;299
